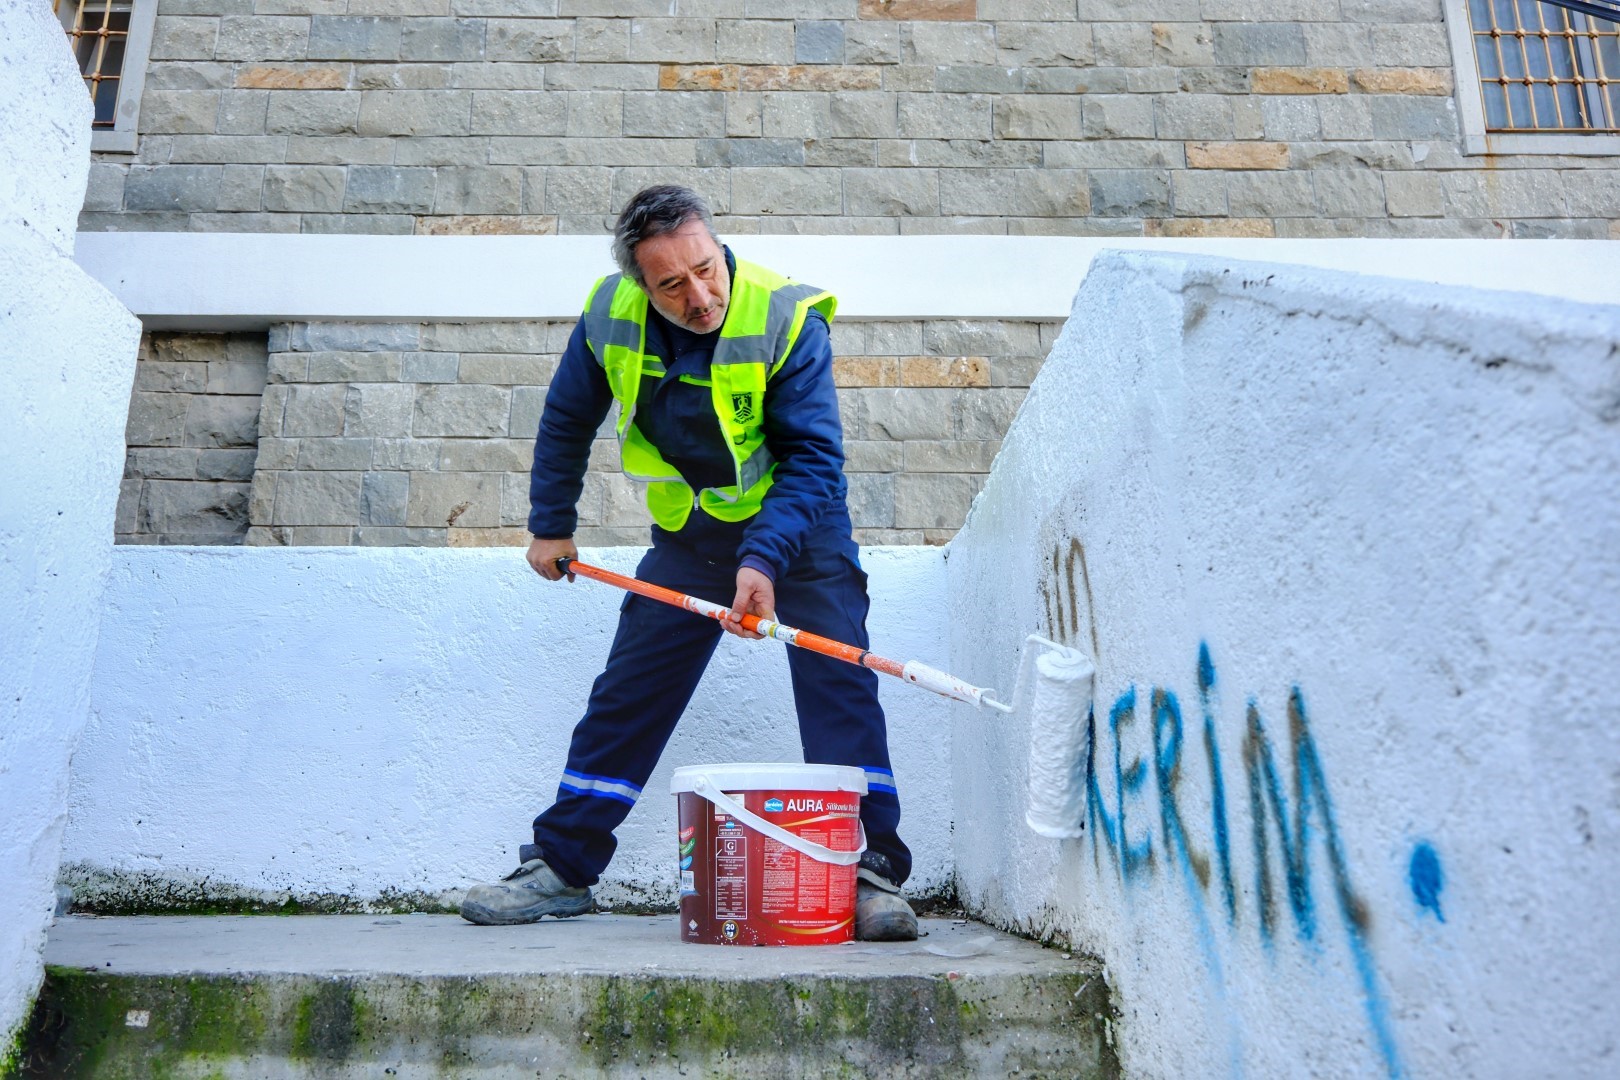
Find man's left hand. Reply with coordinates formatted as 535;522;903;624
726;567;775;640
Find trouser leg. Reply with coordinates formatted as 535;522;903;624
774;524;912;885
529;543;728;888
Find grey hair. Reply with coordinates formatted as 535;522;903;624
611;185;719;285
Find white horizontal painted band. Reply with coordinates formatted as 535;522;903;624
74;232;1620;330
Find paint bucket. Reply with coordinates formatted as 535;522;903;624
670;763;866;946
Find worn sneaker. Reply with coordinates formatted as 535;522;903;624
460;858;593;926
854;857;918;942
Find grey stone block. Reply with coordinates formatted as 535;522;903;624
575;17;629;62
183;395;259;448
116;479;142;535
623;92;726;138
145;60;233;91
451;61;550;89
1082;95;1155;140
282;384;349;436
360;471;410;526
1152;21;1214;66
402;18;488;61
804;139;878;168
843;168;937;216
844;21;899;65
273;470;365;526
762;92;830;139
696;138;805;167
343;165;438;212
420;321;549;352
1317;96;1375;140
127;447;200;479
731;167;841;215
795;20;844;64
458;353;558;384
258;385;290;435
407;471;501;527
939;169;1089;217
933;66;1023;95
843;388;954;441
1565;171;1620;218
216;164;265;211
140;89;222;134
1094;22;1153;67
414;384;512;437
286;136;396;165
254;437;300;470
440;439;531;471
627;18;716;63
150;16;220;61
309;16;402;61
354;525;449;546
995;22;1094;67
486;18;574;62
284;526;357;544
1262;97;1322;141
1154;94;1233;141
1313;170;1386;218
395;136;493;166
121;393;186;446
1212;22;1306;66
995;96;1082;140
1227;171;1317;218
565;91;624;139
306;351;402;382
263;164;346;211
265;91;361;136
541;63;659;91
358;90;473;136
354;63;455;91
290;322;421;351
954;387;1026;440
988;355;1045;387
214;15;310;62
299;437;375;471
1172;170;1228;216
842;439;902;473
845;472;894;529
924;319;1041;357
343;383;417;437
137;360;208;394
470;91;567;135
893;472;982;530
268;351;308;383
168;134;290;164
501;471;530;528
1368;96;1457;140
1341;0;1441;22
896;94;990;140
1369;24;1451;66
217;90;270;135
140;480;252;537
906;22;995;66
509;385;548;437
432;165;524;213
609;167;731;213
1302;23;1374;67
84;163;127;212
372;438;442;470
1090;169;1170;218
717;19;793;64
124;166;223;212
904;439;1000;473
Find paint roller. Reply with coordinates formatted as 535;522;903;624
555;557;1014;711
555;559;1095;835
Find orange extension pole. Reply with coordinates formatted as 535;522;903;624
555;557;1011;712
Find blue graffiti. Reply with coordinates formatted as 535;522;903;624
1409;842;1444;922
1074;644;1408;1079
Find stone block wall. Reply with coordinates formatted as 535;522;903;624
242;317;1053;547
118;333;268;545
79;1;1620;239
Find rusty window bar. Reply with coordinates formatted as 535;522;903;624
1466;0;1619;132
53;0;133;129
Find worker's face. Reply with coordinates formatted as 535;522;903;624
634;219;730;334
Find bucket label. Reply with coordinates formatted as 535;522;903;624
764;798;784;812
714;820;748;919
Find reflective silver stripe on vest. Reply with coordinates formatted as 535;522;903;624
712;282;826;369
583;274;644;357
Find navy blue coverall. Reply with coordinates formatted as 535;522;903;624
522;251;911;891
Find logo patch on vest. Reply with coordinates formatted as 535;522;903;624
730;392;755;426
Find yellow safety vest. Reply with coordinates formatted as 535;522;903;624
581;258;837;532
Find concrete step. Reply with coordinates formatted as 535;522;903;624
22;914;1118;1079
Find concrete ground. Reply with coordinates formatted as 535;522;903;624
25;914;1119;1078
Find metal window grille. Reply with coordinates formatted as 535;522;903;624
1466;0;1620;131
54;0;134;129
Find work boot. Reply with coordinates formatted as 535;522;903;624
854;853;917;942
460;858;593;926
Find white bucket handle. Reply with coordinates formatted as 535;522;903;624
690;774;866;867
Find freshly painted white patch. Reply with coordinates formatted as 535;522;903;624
948;251;1620;1079
73;232;1620;329
0;2;141;1059
63;546;953;909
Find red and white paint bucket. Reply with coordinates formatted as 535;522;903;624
670;763;866;946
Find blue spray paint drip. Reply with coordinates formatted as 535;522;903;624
1409;842;1444;923
1198;642;1238;925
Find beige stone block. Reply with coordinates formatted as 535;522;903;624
1251;68;1349;95
834;356;899;387
415;215;559;235
739;66;883;92
1351;68;1452;95
859;0;976;17
1186;141;1291;170
407;471;501;528
900;356;988;388
1145;218;1276;237
660;65;740;91
893;472;983;530
448;526;531;547
237;65;350;90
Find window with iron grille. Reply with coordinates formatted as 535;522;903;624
54;0;157;154
1447;0;1620;152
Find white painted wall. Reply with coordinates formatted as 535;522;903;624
948;252;1620;1079
74;231;1620;330
62;546;954;910
0;2;142;1063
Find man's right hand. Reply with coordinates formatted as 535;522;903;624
527;536;578;581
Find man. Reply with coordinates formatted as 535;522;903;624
460;185;917;942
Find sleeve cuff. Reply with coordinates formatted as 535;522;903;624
738;554;777;583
